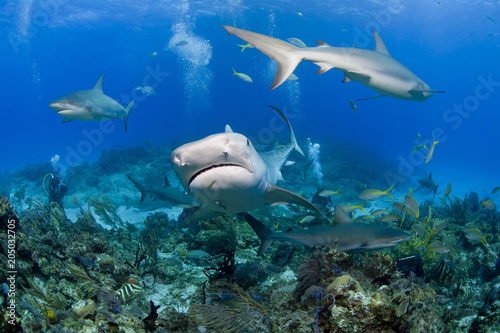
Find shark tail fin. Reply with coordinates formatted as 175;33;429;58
243;213;274;256
222;25;302;90
268;105;304;156
126;175;148;202
123;100;135;132
433;184;439;202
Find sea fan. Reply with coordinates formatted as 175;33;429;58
189;282;270;332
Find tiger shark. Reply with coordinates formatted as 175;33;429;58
244;205;411;256
170;106;322;227
49;75;134;131
222;26;445;101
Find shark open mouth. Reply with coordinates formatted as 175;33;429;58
188;163;246;185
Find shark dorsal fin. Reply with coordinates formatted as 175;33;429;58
93;75;105;92
429;172;433;180
372;30;391;57
225;124;234;133
334;205;352;225
164;175;171;188
317;40;330;47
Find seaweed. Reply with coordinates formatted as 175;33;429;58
86;194;124;229
293;250;325;301
66;263;93;282
439;195;470;225
189;282;271;332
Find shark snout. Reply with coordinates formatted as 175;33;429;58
48;101;63;111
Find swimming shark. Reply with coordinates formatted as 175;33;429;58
49;75;134;131
222;26;445;101
170;106;322;227
415;172;439;200
244;205;411;256
126;174;197;207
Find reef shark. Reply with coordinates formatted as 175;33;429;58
126;174;197;207
414;172;439;200
49;75;134;131
170;106;322;227
222;26;445;101
244;205;411;255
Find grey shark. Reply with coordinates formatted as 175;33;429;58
222;26;445;101
170;106;322;227
415;172;439;200
244;205;411;256
126;174;197;207
49;75;134;131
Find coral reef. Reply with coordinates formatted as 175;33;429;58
1;140;499;333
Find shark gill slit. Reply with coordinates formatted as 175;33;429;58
188;163;246;185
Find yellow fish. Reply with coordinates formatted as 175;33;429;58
232;68;253;82
319;188;342;198
425;140;438;164
410;142;427;153
404;195;419;220
359;181;367;189
300;215;316;225
287;37;307;48
340;202;367;213
445;183;452;196
492;187;500;195
349;99;357;120
380;213;401;223
358;184;395;201
480;199;496;210
238;43;255;52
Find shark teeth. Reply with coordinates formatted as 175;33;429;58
189;163;246;185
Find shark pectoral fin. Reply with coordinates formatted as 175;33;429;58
178;206;222;228
357;94;385;101
266;185;323;216
342;75;352;83
93;75;104;92
61;118;74;123
123;100;135;132
314;62;334;74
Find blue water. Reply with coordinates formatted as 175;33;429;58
1;0;500;199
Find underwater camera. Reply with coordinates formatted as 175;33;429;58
57;182;68;195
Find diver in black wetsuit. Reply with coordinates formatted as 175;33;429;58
48;173;73;209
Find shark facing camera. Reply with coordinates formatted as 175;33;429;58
171;106;322;227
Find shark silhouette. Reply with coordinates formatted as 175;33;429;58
222;25;445;101
49;75;134;131
244;205;411;256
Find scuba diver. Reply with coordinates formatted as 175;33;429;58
45;173;74;210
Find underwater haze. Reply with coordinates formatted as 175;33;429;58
1;0;500;332
1;0;499;199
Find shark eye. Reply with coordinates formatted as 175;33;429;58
247;139;250;147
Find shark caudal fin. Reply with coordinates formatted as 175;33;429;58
268;105;304;156
222;25;302;90
242;213;274;256
126;175;148;202
123;100;135;132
